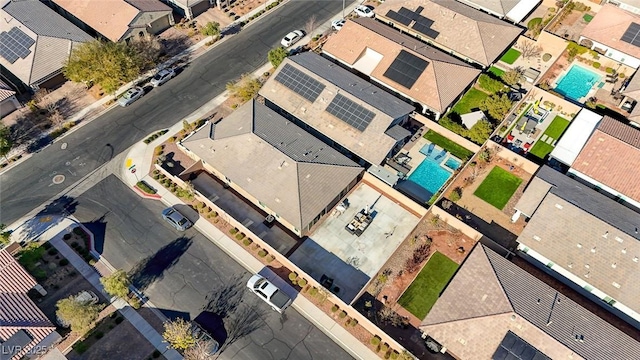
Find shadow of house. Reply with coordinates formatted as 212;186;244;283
160;152;186;176
81;215;108;255
129;237;193;292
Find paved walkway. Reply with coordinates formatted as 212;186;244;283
45;218;182;360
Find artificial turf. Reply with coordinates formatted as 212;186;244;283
473;166;523;210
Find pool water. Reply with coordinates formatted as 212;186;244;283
407;156;453;198
554;64;600;101
445;157;461;170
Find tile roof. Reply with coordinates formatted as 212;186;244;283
456;0;524;18
580;4;640;61
0;0;91;86
260;53;413;165
421;244;640;360
126;0;172;12
623;70;640;100
322;18;480;114
375;0;522;66
513;176;552;217
570;117;640;203
0;79;15;102
182;100;363;231
0;249;56;360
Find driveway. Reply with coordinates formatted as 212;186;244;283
72;175;353;360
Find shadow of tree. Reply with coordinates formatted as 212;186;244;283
129;236;193;291
202;275;245;318
221;299;266;351
15;195;78;243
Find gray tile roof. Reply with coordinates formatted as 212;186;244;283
3;0;93;42
384;124;411;141
126;0;172;12
421;245;640;360
455;0;520;17
513;176;552;218
289;52;414;119
182;100;363;231
596;116;640;148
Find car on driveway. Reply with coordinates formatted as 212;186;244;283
247;274;292;313
150;68;176;87
281;30;304;47
162;207;193;231
331;19;346;31
354;5;375;18
117;86;144;107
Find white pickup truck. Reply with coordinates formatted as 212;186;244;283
246;274;292;313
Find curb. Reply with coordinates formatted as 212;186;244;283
133;185;162;200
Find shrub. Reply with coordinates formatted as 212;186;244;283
115;317;124;324
266;255;275;263
235;232;245;240
380;343;389;352
371;336;381;346
89;259;96;266
48;248;58;255
592;62;601;69
63;234;72;240
73;341;89;354
331;305;339;312
288;272;298;282
298;278;307;287
129;297;141;309
404;243;432;273
229;228;238;235
542;53;552;62
606;67;614;74
258;249;267;257
477;74;505;93
73;227;86;237
136;181;157;195
450;187;462;202
339;310;347;319
95;331;104;339
154;146;164;156
242;238;252;246
350;319;358;327
59;259;69;266
309;287;318;296
620;73;626;78
152;350;161;358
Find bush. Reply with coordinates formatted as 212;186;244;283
331;305;339;312
309;287;318;296
73;341;89;354
620;73;626;78
63;233;72;240
339;310;347;319
48;248;58;255
71;241;79;248
298;278;307;287
136;181;157;195
288;272;298;282
380;343;389;352
450;187;462;202
371;336;381;346
258;249;267;257
527;17;542;30
404;243;432;273
95;331;104;339
59;259;69;266
477;74;505;93
152;350;161;358
73;227;86;237
350;319;358;327
235;232;246;240
592;62;600;69
229;228;238;235
542;53;552;62
115;317;124;324
242;238;252;246
606;67;614;74
266;255;275;263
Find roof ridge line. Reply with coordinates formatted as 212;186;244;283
422;310;516;328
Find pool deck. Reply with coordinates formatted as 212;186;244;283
384;137;460;179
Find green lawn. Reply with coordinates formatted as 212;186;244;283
451;88;489;115
583;14;593;22
488;66;505;77
529;115;570;159
500;48;521;64
423;130;474;160
474;166;523;210
398;252;459;319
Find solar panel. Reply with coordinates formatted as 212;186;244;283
385;10;412;26
492;331;551;360
325;93;375;131
621;22;640;47
398;7;416;18
412;15;439;39
383;50;429;89
274;63;326;102
0;27;35;64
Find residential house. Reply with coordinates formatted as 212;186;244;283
513;165;640;329
0;80;20;116
603;0;640;15
0;249;58;359
0;0;92;89
259;52;415;166
322;18;480;120
622;69;640;122
420;244;640;360
51;0;174;42
579;4;640;69
455;0;542;23
374;0;523;68
164;0;212;20
180;100;363;237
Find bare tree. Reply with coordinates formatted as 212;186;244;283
49;110;66;129
304;15;317;35
183;338;218;360
378;306;409;328
519;40;543;59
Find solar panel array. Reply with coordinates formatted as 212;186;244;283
383;50;429;89
492;331;551;360
385;7;415;26
274;63;326;102
384;7;439;39
325;93;375;131
0;27;35;64
621;22;640;48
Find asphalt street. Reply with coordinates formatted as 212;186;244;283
73;175;353;360
0;0;351;225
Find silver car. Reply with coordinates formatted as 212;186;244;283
162;207;193;231
150;68;176;87
117;86;144;107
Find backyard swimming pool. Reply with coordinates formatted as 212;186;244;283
554;64;601;101
402;142;461;200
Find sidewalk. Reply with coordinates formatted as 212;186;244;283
41;218;182;360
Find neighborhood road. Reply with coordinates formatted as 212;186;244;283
73;175;353;360
0;0;350;225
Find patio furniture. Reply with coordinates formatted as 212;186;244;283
434;149;447;161
345;208;374;236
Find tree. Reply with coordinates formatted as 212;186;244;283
468;119;494;144
201;22;220;37
0;125;12;161
0;224;11;246
268;47;289;68
304;15;317;35
129;36;162;72
519;40;543;59
49;110;65;129
183;338;218;360
480;93;513;121
225;74;263;103
63;40;143;94
501;67;525;87
56;295;102;334
100;269;131;298
163;318;196;350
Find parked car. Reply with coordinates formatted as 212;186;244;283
331;19;346;31
117;86;144;107
354;5;375;18
56;291;99;327
161;207;193;231
150;68;176;87
281;30;304;47
191;322;220;354
246;274;292;313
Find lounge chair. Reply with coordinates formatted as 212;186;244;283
434;149;447;161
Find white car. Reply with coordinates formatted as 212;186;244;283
247;274;292;313
150;68;176;87
281;30;304;47
117;86;144;107
354;5;375;18
331;19;346;31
